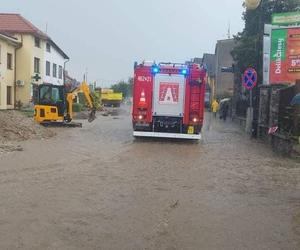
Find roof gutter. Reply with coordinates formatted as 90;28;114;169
0;33;21;47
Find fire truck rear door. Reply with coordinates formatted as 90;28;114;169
153;74;185;117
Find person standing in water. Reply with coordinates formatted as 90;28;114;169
211;99;219;118
222;102;229;121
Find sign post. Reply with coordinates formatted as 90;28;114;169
243;68;258;134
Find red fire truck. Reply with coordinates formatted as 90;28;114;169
132;61;206;139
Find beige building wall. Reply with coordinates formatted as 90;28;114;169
0;38;17;110
215;39;235;98
15;34;45;107
208;76;216;101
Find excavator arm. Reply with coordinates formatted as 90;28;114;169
66;81;96;123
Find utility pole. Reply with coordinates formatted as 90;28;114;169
86;68;88;83
227;20;231;39
244;0;264;137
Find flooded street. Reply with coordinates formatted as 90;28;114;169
0;106;300;250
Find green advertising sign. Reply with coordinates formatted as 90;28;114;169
272;12;300;26
270;27;300;84
271;29;287;61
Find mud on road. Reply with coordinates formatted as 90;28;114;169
0;110;55;154
0;106;300;250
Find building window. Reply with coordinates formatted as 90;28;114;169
46;61;51;76
7;53;13;70
7;86;12;105
46;43;51;52
58;65;63;79
53;63;57;77
34;57;40;73
35;37;41;48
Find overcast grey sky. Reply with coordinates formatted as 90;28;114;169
3;0;244;86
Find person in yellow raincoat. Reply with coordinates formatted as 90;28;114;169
211;99;219;118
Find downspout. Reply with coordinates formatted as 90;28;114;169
63;58;70;87
63;58;70;118
14;35;23;109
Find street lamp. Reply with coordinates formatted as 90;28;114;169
245;0;262;10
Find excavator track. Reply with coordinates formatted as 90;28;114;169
40;121;83;128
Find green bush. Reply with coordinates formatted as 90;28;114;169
77;93;85;105
76;92;101;111
72;103;84;112
91;92;102;110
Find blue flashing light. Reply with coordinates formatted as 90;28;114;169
151;66;160;74
181;68;189;76
153;67;159;73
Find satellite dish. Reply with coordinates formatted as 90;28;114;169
245;0;261;10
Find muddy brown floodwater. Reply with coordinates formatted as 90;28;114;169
0;106;300;250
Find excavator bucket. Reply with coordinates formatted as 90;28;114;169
88;108;96;123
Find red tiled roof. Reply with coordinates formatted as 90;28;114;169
0;13;48;38
0;13;69;59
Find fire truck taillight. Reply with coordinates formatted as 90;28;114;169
138;90;147;107
190;114;199;123
140;91;145;101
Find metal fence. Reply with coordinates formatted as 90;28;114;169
235;98;248;118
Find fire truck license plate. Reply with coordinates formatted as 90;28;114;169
188;126;194;134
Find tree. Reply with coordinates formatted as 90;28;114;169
231;0;299;121
111;77;133;98
232;0;300;81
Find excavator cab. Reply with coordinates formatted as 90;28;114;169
34;84;66;123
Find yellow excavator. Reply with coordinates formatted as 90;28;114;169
34;81;96;127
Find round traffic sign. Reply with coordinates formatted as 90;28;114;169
243;68;257;90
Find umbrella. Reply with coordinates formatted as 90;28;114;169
291;93;300;105
219;98;230;104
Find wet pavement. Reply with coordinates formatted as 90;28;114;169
0;106;300;250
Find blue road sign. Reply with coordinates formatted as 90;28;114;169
243;68;257;90
221;67;234;73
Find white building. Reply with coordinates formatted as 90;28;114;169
43;39;69;86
